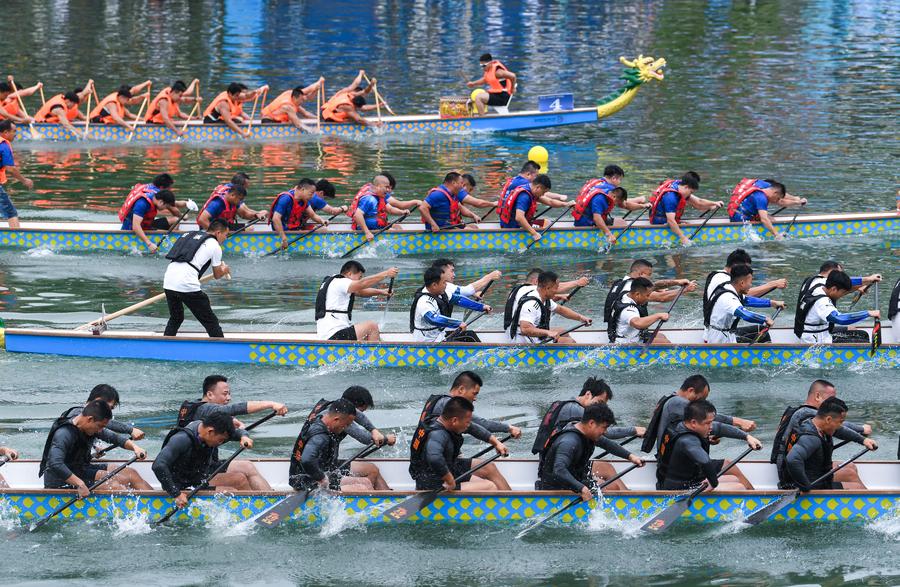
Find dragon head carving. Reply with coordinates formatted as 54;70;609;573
619;55;667;89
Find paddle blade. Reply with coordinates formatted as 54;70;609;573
381;491;440;522
640;496;692;534
871;319;881;356
255;490;311;528
743;492;798;526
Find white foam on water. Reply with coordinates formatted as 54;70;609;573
740;223;764;243
585;498;644;538
708;509;752;536
317;494;369;538
189;495;245;533
24;247;57;257
870;509;900;541
110;503;152;537
0;498;22;530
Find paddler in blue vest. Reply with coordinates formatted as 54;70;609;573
315;260;398;341
794;270;879;344
0;445;19;488
534;377;645;491
302;179;348;228
497;174;573;241
0;119;33;229
782;398;875;491
458;173;496;221
162;219;231;337
727;178;807;240
507;270;591;344
571;165;650;245
419;171;493;231
649;172;723;246
347;173;421;241
704;264;786;344
269;178;328;250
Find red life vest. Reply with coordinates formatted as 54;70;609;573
117;183;158;229
428;185;460;226
727;178;761;219
499;185;537;225
571;179;614;222
347;184;387;229
200;183;239;222
497;177;514;203
269;190;308;230
649;179;687;222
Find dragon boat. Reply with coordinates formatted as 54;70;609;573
17;57;665;143
2;326;897;369
1;211;898;256
2;459;897;526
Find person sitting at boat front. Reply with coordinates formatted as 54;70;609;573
0;119;33;229
172;374;287;491
162;219;231;338
198;174;267;230
153;411;255;508
782;397;876;491
269;178;328;249
120;174;198;254
656;400;760;492
609;277;671;344
301;386;396;490
145;79;201;137
497;174;573;240
533;377;645;491
727;178;807;240
419;171;482;231
771;379;875;487
649;172;723;246
507;270;591;344
411;266;490;343
60;383;145;444
0;446;19;488
41;400;150;496
348;174;421;240
89;81;152;127
260;78;323;128
465;53;517;115
409;396;505;492
315;261;397;341
288;398;373;492
34;80;94;135
704;264;785;344
202;82;268;138
795;270;879;344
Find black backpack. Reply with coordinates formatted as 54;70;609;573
603;278;630;323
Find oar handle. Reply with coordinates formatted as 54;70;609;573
808;447;870;489
462;279;496;322
605;206;647;253
538;322;589;344
244;409;279;432
340;212;408;258
525;206;570;250
155;209;191;247
594;435;639;460
750;307;782;346
641;284;687;350
153;446;246;525
558;285;583;306
687;206;720;241
466;204;497;225
469;434;513;460
336;442;380;470
265;211;343;257
225;217;263;239
448;451;505;489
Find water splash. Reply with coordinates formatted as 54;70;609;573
870;509;900;541
585;498;644;538
317;493;368;538
0;497;22;530
110;499;152;537
24;247;57;257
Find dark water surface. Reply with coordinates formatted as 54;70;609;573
1;1;899;586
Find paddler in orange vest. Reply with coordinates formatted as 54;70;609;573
34;80;95;136
727;178;807;241
145;79;202;137
571;165;651;245
648;172;723;246
466;53;517;115
202;82;269;138
89;81;152;127
269;178;329;250
261;77;325;129
348;173;422;241
0;76;44;124
197;172;267;230
321;70;383;127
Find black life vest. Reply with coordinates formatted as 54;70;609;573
889;277;900;321
410;291;451;333
288;418;339;489
508;294;551;339
655;427;710;489
537;426;595;488
504;284;533;330
780;422;834;489
603;278;631;324
161;422;217;488
793;293;832;338
796;275;824;308
165;230;217;276
409;418;464;481
702;271;730;327
314;275;355;321
641;393;676;454
176;399;205;428
39;415;92;478
769;404;814;463
705;286;743;333
608;298;648;342
531;400;579;455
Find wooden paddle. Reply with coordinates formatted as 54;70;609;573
523;207;570;251
125;92;150;143
340;212;409;258
30;454;142;532
263;212;342;257
515;463;641;539
82;90;92;140
640;284;686;355
604;207;647;253
39;84;46;106
178;83;202;137
538;322;589;345
871;281;881;356
640;446;756;534
743;447;871;526
245;89;262;136
686;206;720;242
382;452;506;522
750;307;782;346
8;78;42;140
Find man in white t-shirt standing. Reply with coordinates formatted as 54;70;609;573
507;270;591;344
163;219;231;337
315;261;398;341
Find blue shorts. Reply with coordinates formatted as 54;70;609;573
0;184;18;220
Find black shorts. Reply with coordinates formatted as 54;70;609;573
149;217;170;230
415;458;473;491
329;326;357;341
660;459;724;491
49;464;108;489
486;91;511;107
736;325;769;344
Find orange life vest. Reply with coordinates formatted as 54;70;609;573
484;61;513;94
147;88;180;124
321;92;354;123
0;96;21;119
347;184;387;229
571;179;615;222
200;184;239;223
261;90;298;123
727;178;762;219
0;137;10;184
498;185;537;225
649;179;687;223
269;190;309;230
35;94;79;123
203;92;244;121
428;185;461;226
89;93;124;123
117;183;158;229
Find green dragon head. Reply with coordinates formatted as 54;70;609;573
619;55;667;89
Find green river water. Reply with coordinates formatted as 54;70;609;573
0;1;898;585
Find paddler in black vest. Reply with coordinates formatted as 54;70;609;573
771;379;875;488
891;275;900;340
783;397;876;491
796;261;881;343
152;411;255;509
533;377;646;490
59;383;145;445
298;386;396;490
41;400;151;496
507;270;591;344
411;266;491;343
414;371;515;489
504;267;590;332
656;400;760;491
162;218;231;337
609;277;672;344
794;270;879;344
704;264;786;344
173;374;287;491
0;445;19;488
603;259;697;327
315;260;398;341
288;399;373;492
537;404;644;501
642;374;757;456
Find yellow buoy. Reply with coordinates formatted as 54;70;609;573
528;145;549;172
